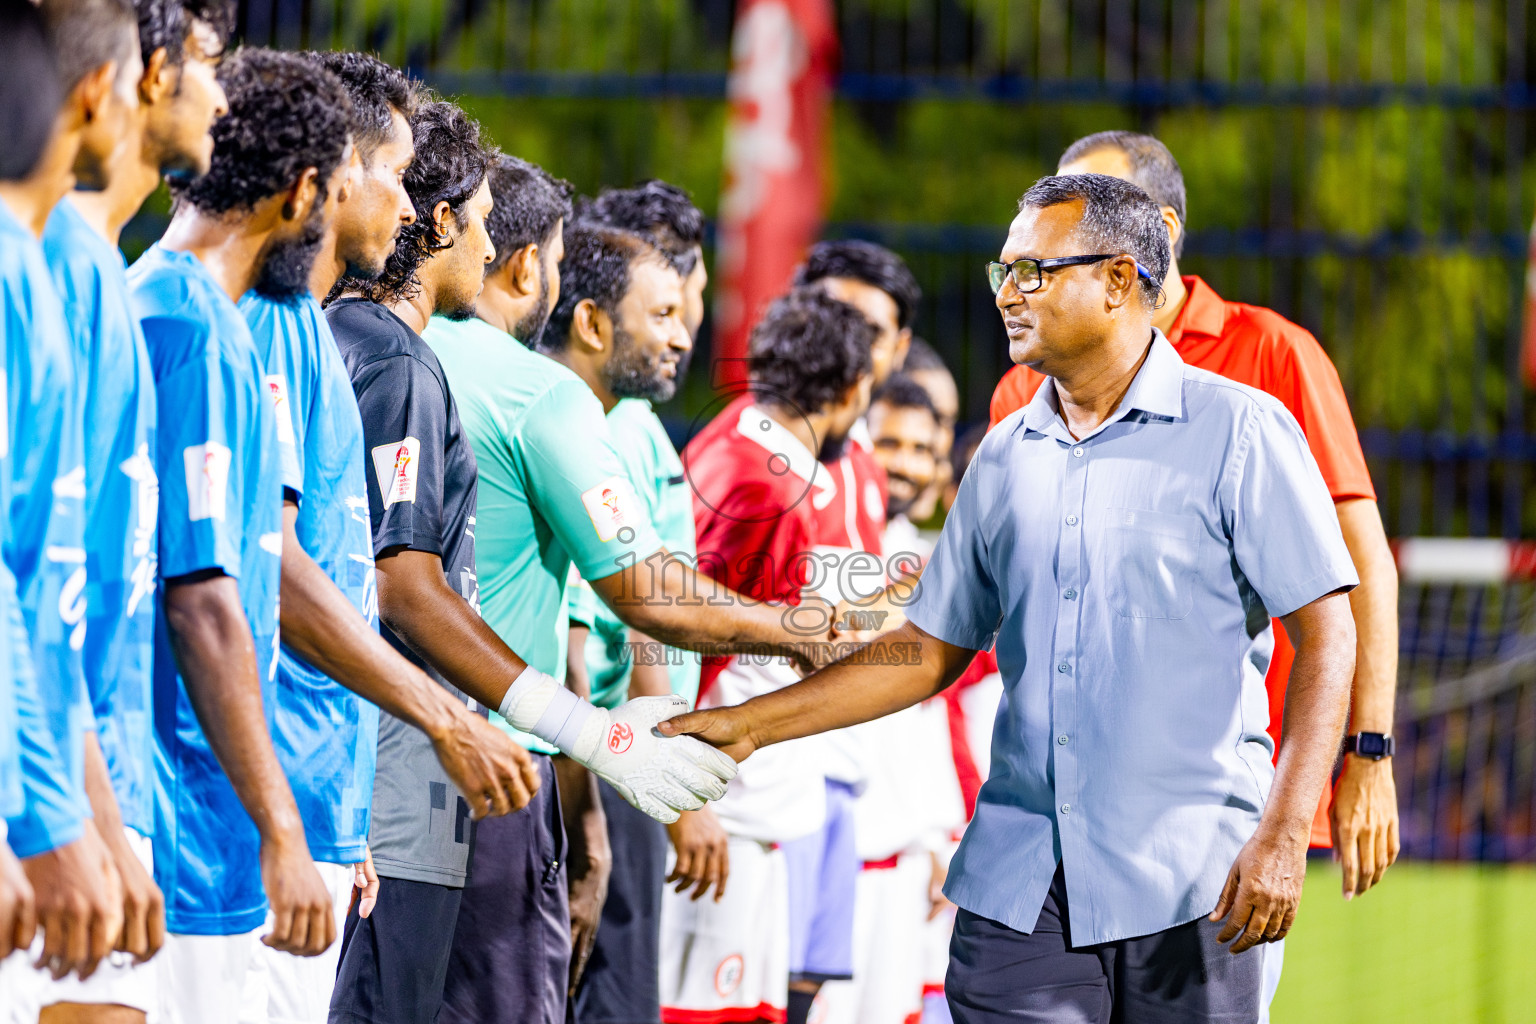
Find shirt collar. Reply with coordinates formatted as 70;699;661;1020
735;402;824;486
1167;275;1225;343
1018;329;1186;442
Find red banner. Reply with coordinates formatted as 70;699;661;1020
1522;214;1536;387
711;0;837;388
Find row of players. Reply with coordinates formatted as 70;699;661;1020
0;2;1403;1024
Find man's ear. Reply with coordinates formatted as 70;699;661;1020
282;166;321;222
430;199;454;243
139;48;172;106
894;327;913;372
509;243;540;297
1161;206;1183;252
573;298;608;355
75;61;118;126
1104;255;1141;310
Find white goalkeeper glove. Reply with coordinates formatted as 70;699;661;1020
498;667;737;823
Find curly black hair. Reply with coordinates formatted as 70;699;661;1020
538;224;668;354
748;287;875;415
485;154;574;275
134;0;233;67
0;0;62;182
302;50;418;163
171;48;353;215
794;239;921;330
576;179;704;276
345;99;491;305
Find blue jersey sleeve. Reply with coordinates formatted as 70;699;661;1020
149;320;259;582
6;588;87;857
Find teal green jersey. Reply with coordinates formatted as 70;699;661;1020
422;317;661;753
567;399;700;709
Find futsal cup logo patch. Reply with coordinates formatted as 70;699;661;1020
607;722;634;754
183;441;231;522
581;475;638;543
714;953;744;997
372;437;421;509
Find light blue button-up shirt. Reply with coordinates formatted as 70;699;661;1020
908;331;1358;945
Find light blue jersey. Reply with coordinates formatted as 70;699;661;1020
43;199;158;838
241;291;378;865
129;243;283;935
1;199;91;858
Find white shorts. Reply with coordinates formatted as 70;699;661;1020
157;928;264;1024
660;838;788;1024
28;828;161;1017
240;860;355;1024
812;851;930;1024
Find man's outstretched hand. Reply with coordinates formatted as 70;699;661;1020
656;704;759;764
575;696;739;823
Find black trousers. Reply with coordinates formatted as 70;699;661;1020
439;754;571;1024
946;867;1263;1024
329;876;463;1024
574;779;670;1024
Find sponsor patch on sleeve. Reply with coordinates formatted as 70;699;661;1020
580;475;639;543
184;441;232;522
371;437;421;509
264;375;297;445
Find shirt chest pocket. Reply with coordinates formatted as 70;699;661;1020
1101;507;1201;620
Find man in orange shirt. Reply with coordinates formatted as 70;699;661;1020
989;133;1400;908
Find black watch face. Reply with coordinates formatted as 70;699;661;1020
1357;733;1388;758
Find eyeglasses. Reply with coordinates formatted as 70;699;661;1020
985;254;1156;296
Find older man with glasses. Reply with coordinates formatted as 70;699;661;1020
660;173;1359;1023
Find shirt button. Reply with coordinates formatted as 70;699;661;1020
1066;514;1079;526
1057;662;1070;674
1064;588;1077;600
1057;734;1069;745
1073;446;1084;457
1060;804;1071;815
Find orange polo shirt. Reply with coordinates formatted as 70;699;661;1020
988;275;1375;846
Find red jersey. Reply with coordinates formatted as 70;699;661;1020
987;275;1370;847
685;395;832;694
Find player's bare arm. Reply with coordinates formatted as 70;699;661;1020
1211;590;1355;954
277;503;536;819
590;549;838;671
161;573;334;957
1330;497;1401;898
82;730;163;962
558;622;611;994
658;621;976;762
0;836;34;961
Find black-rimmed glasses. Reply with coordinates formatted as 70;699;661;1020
986;254;1156;296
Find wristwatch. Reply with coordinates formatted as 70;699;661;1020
1343;732;1395;760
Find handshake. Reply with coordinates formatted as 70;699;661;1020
495;667;739;823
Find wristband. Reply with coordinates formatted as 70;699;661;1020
498;666;596;753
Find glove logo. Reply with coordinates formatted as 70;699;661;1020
607;722;634;754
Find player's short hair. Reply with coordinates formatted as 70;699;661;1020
302;51;417;164
485;154;574;275
1017;173;1170;305
538;224;670;354
793;239;920;330
871;373;938;419
172;48;352;215
577;180;705;276
0;0;63;182
749;287;875;414
134;0;233;68
350;98;492;305
40;0;139;94
901;335;948;375
1060;130;1187;257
